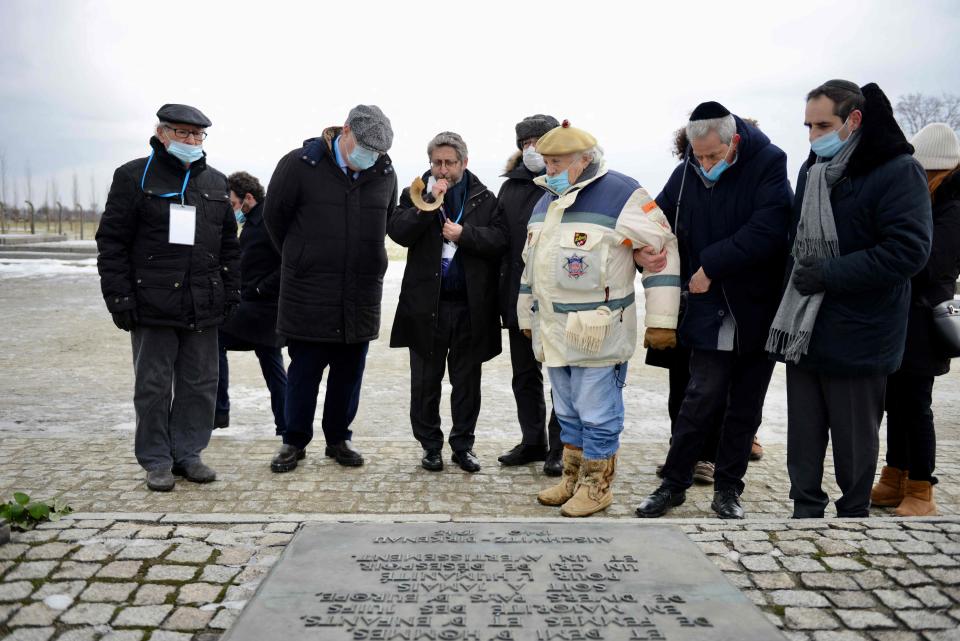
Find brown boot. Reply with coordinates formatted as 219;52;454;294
870;466;908;507
749;436;764;461
561;454;616;517
537;447;582;506
894;480;938;517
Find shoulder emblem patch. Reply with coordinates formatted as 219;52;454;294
573;232;587;247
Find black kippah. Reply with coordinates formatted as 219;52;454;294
689;101;731;121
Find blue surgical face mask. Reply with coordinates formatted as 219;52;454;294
811;119;851;159
545;172;571;194
234;209;245;224
348;144;379;170
167;140;204;164
699;159;730;182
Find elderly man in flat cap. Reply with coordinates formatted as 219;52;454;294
96;103;241;492
635;101;792;520
520;120;681;517
264;105;398;473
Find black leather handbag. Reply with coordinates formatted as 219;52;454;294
932;299;960;358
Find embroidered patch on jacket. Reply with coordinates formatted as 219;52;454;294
573;232;587;247
563;254;589;279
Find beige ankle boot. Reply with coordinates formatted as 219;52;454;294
870;466;908;507
561;454;616;517
894;479;938;517
537;447;582;506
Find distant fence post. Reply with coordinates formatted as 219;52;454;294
25;200;35;234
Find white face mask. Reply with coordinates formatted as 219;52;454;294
522;145;546;173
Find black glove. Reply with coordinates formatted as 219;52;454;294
792;257;826;296
224;303;240;321
111;309;137;332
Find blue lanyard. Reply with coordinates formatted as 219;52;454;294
140;151;191;205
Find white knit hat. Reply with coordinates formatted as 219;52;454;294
911;123;960;170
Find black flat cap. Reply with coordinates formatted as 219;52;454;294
689;101;731;121
156;103;212;128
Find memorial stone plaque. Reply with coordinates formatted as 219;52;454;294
224;523;785;641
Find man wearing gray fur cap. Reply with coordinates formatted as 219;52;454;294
263;104;398;473
495;114;565;476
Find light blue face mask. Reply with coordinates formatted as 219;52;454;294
546;171;571;194
348;144;379;171
167;140;204;164
811;119;851;159
699;159;730;182
234;209;245;224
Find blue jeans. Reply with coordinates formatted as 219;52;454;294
547;363;627;460
216;331;287;435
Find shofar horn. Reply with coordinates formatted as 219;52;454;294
410;176;443;212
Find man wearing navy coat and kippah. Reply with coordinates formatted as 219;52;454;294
636;101;792;520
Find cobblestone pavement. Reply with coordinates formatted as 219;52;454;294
1;436;959;519
3;515;960;641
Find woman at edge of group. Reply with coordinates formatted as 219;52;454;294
871;122;960;516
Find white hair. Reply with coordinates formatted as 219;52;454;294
582;145;604;164
686;114;736;144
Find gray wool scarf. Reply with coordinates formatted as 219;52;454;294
766;130;861;363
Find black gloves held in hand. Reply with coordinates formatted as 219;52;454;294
792;257;827;296
112;309;138;332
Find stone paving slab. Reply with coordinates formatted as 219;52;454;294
2;436;959;519
2;517;960;640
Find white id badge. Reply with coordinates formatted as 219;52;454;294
168;204;196;246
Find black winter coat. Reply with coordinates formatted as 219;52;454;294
497;152;546;329
220;203;284;347
388;170;506;362
655;116;793;353
785;84;932;376
263;128;398;343
96;137;241;329
899;170;960;376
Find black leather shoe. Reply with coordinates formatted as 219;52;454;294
271;444;305;473
543;447;563;477
214;411;229;429
712;487;745;519
325;440;364;467
636;486;686;518
452;449;481;473
421;449;443;471
497;443;547;466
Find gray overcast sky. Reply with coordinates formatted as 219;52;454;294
1;0;959;209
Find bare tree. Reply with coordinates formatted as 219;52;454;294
895;92;960;135
25;162;33;205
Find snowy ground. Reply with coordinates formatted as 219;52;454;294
1;257;958;446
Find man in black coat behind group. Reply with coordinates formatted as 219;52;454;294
494;114;564;476
216;171;287;436
388;131;506;473
263;105;397;473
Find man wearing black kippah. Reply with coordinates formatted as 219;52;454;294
768;80;932;518
636;101;792;519
96;103;241;492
